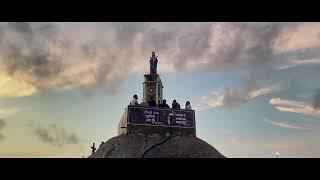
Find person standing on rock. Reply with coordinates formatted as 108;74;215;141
100;141;104;147
148;96;157;107
172;100;180;109
185;101;192;110
159;99;170;108
91;143;96;155
130;94;139;106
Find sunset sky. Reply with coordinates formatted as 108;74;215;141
1;22;320;158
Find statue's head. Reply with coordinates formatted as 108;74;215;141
152;51;155;57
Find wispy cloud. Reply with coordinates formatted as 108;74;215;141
0;107;22;117
263;118;309;130
27;122;80;147
248;83;282;99
196;82;282;110
0;119;5;130
269;98;320;118
269;98;307;108
0;73;37;98
0;119;6;141
276;59;320;70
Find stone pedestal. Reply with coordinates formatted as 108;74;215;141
143;74;163;106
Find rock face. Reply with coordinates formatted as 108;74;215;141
89;135;225;158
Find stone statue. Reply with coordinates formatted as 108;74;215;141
149;52;158;75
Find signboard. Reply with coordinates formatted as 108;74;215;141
128;106;195;128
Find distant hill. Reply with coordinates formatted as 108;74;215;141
89;134;225;158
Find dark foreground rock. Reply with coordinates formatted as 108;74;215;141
89;135;225;158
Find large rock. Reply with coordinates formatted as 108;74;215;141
89;135;225;158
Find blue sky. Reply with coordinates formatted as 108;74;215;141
1;22;320;157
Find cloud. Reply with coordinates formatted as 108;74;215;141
276;59;320;70
269;98;307;108
0;107;22;117
0;22;63;90
0;118;5;129
0;119;5;141
269;97;320;118
263;118;309;130
202;23;289;72
28;122;80;147
196;82;282;110
0;73;37;98
273;22;320;53
248;83;283;99
0;22;318;97
0;22;179;95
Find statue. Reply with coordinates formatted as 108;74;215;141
149;52;158;75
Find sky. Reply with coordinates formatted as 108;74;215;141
1;22;320;158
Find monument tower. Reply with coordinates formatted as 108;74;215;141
118;52;196;137
90;52;226;158
143;52;163;105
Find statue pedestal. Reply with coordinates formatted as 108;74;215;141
143;74;163;106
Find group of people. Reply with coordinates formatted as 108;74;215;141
130;94;192;110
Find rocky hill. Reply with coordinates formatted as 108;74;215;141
89;134;225;158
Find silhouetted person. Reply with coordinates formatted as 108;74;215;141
159;99;170;108
130;94;139;106
185;101;192;110
91;143;96;155
148;97;157;107
140;101;148;107
172;100;180;109
99;141;104;147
